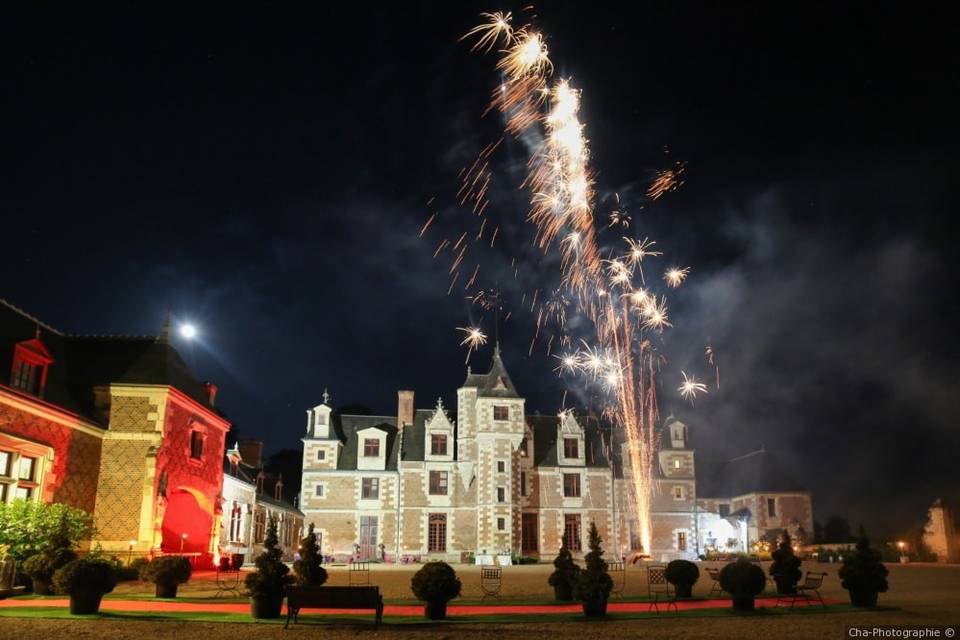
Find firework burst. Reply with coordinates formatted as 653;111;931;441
678;371;708;404
664;266;691;288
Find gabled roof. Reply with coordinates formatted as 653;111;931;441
329;413;401;471
401;408;442;462
462;345;520;398
695;449;805;498
0;298;216;426
525;413;611;468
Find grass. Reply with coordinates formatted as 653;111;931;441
0;603;873;626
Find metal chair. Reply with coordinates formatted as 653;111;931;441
608;560;626;598
647;564;678;613
705;566;726;598
349;560;370;585
776;571;827;608
214;559;241;598
480;566;502;600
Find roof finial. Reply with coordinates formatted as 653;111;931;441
494;340;501;357
157;311;171;344
323;388;331;405
467;365;471;375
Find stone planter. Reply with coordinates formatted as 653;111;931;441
581;597;608;617
731;593;755;612
553;583;574;601
774;576;797;595
849;590;879;608
155;583;178;598
674;583;693;598
424;600;448;620
69;591;104;615
32;577;52;596
249;595;284;619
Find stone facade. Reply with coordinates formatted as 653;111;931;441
299;349;813;562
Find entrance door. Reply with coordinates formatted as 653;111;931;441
521;513;538;553
359;516;378;560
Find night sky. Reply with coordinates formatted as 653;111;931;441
3;3;957;537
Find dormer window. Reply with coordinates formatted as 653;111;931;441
430;434;448;456
8;336;53;397
274;480;283;501
363;439;380;457
493;406;509;421
563;438;579;459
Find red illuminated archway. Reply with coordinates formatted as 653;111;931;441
161;487;215;563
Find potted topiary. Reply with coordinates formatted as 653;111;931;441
293;524;327;586
140;555;192;598
839;537;888;607
769;532;802;595
719;558;765;612
52;557;118;614
410;561;461;620
245;518;295;619
548;543;580;601
22;512;79;595
575;523;613;617
665;559;699;598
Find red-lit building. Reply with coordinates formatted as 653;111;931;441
0;299;230;566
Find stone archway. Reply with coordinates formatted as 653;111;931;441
160;486;215;559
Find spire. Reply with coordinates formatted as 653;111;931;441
156;311;171;344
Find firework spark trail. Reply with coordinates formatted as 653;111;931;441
453;11;699;554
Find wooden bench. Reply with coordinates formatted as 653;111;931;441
284;585;384;629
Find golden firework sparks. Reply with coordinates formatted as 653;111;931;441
553;352;579;375
664;266;691;288
457;326;488;349
460;11;514;53
497;30;552;80
641;296;671;331
647;161;687;200
678;371;708;404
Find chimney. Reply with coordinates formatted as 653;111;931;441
238;439;263;470
398;390;415;431
203;381;218;406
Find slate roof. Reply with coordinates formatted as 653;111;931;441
525;413;612;469
695;449;805;498
400;409;441;462
462;346;520;398
0;298;215;426
329;413;401;471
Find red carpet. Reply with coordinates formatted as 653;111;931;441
0;596;832;616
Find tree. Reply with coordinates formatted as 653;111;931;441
575;522;613;604
769;532;802;593
293;524;327;586
839;537;889;607
824;515;852;543
0;501;92;562
245;518;294;599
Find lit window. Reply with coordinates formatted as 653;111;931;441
674;459;681;469
0;451;10;477
497;487;505;502
497;517;505;531
493;406;509;421
8;338;53;397
14;486;32;500
429;471;448;496
677;531;687;551
563;474;581;498
497;460;505;473
316;449;326;461
9;360;39;394
363;439;380;457
190;431;203;460
563;438;579;459
18;456;35;481
315;484;325;497
361;477;380;499
430;434;447;456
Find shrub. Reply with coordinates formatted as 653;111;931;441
245;518;294;599
23;549;78;583
719;558;765;597
140;556;192;586
665;559;699;597
839;537;888;597
410;561;461;603
110;556;146;582
769;532;802;591
575;522;613;603
0;501;92;563
293;523;327;586
515;555;538;565
548;544;580;593
52;557;117;596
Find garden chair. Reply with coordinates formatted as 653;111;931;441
775;571;827;608
607;560;626;598
705;566;726;598
480;566;502;600
349;560;370;586
214;558;241;598
646;565;678;613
